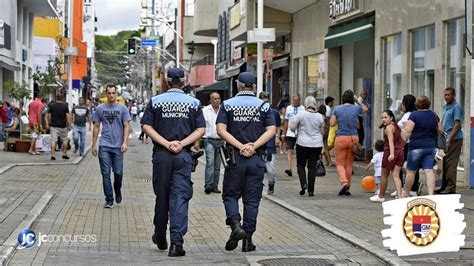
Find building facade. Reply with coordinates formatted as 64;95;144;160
0;0;57;102
291;0;471;186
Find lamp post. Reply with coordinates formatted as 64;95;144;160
247;0;275;96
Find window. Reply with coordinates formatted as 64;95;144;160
185;0;194;16
411;25;435;103
384;33;403;115
446;18;465;109
446;18;466;168
304;53;326;106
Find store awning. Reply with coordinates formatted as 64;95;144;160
270;56;289;70
324;15;375;49
226;62;246;77
195;79;230;92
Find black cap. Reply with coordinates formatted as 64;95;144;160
236;72;256;88
167;68;185;82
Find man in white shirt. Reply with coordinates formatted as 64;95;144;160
282;95;304;176
201;92;224;194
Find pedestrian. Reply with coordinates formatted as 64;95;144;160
357;90;368;146
216;71;276;253
323;96;335;166
72;97;91;156
397;94;419;197
28;95;45;154
45;94;71;160
436;87;463;194
3;108;21;138
401;96;439;196
141;68;205;257
138;104;149;144
259;91;281;195
131;103;138;122
330;90;368;196
278;106;286;154
370;110;404;202
91;84;131;208
290;96;325;196
282;95;304;176
201;92;224;194
366;140;384;195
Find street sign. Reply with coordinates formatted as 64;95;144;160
141;39;157;47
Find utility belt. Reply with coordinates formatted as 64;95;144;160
218;144;267;169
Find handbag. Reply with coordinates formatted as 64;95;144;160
315;158;326;177
434;112;446;149
327;123;338;149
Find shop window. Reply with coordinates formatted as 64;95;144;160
446;18;465;109
303;53;326;106
384;33;403;117
446;18;466;168
411;25;435;103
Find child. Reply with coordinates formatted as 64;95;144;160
370;110;404;202
366;140;384;195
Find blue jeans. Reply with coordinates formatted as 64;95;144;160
73;125;86;155
98;146;124;205
406;148;436;172
204;139;223;189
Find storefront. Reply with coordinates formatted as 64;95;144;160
291;0;470;184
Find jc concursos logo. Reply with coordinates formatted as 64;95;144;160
18;228;37;249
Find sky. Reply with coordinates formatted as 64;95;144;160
95;0;141;36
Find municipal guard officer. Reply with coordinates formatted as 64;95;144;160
141;68;205;257
216;72;276;252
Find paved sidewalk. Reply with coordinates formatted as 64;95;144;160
2;122;383;265
264;151;474;264
1;121;472;264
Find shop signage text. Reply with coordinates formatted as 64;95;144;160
329;0;357;20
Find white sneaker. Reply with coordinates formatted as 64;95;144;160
409;191;417;197
390;191;397;197
370;195;385;202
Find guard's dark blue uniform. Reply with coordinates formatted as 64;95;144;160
141;88;205;246
216;91;275;234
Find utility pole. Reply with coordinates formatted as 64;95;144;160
257;0;263;95
176;2;180;68
67;0;74;109
151;0;156;96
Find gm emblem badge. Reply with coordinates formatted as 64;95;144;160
403;198;440;246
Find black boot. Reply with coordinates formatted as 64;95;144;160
225;220;246;251
168;244;186;257
242;233;256;252
152;234;168;250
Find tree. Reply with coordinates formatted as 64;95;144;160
3;80;32;103
31;57;63;95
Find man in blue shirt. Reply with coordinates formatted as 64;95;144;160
92;85;131;208
436;87;463;194
141;68;205;257
216;72;276;252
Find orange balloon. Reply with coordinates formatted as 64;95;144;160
361;176;376;192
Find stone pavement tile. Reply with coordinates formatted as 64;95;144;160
268;152;474;261
8;133;383;264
